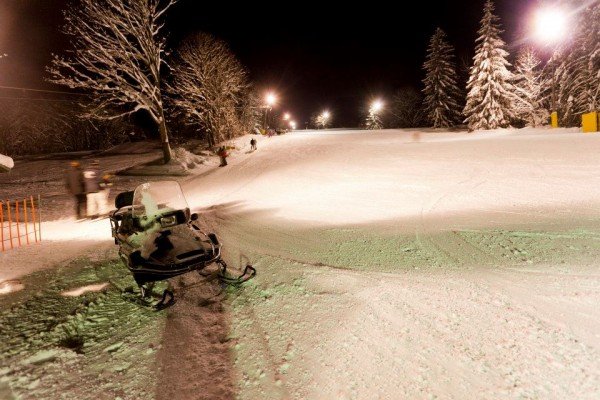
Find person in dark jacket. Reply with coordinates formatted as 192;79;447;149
83;160;102;218
250;138;257;151
217;146;228;167
66;161;85;219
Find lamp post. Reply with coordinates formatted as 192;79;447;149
532;7;568;126
263;93;276;130
322;111;330;128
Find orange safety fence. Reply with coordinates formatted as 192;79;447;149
0;195;42;252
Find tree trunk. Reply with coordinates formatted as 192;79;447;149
158;113;172;164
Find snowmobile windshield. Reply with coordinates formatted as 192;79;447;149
132;181;189;218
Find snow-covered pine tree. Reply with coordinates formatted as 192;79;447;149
365;112;382;130
554;1;599;126
513;48;548;127
365;103;383;130
422;28;463;128
463;0;516;131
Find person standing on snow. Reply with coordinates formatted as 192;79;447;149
217;146;228;167
65;161;86;220
98;173;113;216
83;160;102;218
250;138;257;151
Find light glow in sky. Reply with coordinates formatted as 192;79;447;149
533;7;568;44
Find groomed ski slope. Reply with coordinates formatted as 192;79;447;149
2;127;600;399
180;128;600;400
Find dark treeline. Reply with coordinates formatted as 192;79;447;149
0;98;132;156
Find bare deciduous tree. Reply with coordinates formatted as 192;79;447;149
0;100;31;156
47;0;175;162
392;87;425;128
169;32;251;148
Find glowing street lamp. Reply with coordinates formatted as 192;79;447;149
265;93;277;107
533;7;568;45
283;112;291;121
263;92;277;129
289;120;297;130
370;100;384;114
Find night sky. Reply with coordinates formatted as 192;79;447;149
0;0;541;127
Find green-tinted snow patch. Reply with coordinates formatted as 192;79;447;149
0;258;167;400
261;227;430;272
226;255;350;399
458;228;600;267
315;228;428;271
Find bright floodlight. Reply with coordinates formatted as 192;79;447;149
370;100;384;113
290;121;297;129
322;111;331;119
534;8;567;44
265;93;277;106
283;113;291;120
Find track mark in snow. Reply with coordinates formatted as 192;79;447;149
416;163;497;269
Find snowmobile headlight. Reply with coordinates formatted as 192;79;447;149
160;215;178;227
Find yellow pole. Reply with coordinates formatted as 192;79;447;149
551;111;558;128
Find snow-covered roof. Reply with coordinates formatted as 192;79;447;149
0;153;14;172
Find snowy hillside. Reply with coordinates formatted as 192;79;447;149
2;128;600;400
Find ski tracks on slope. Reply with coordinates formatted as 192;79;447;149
415;162;497;269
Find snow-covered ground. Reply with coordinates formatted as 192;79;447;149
2;128;600;399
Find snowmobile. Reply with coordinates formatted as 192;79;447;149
109;181;255;307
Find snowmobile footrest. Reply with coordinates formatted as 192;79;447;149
155;289;176;310
219;264;256;286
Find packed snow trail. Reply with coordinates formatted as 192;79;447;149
175;128;600;399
